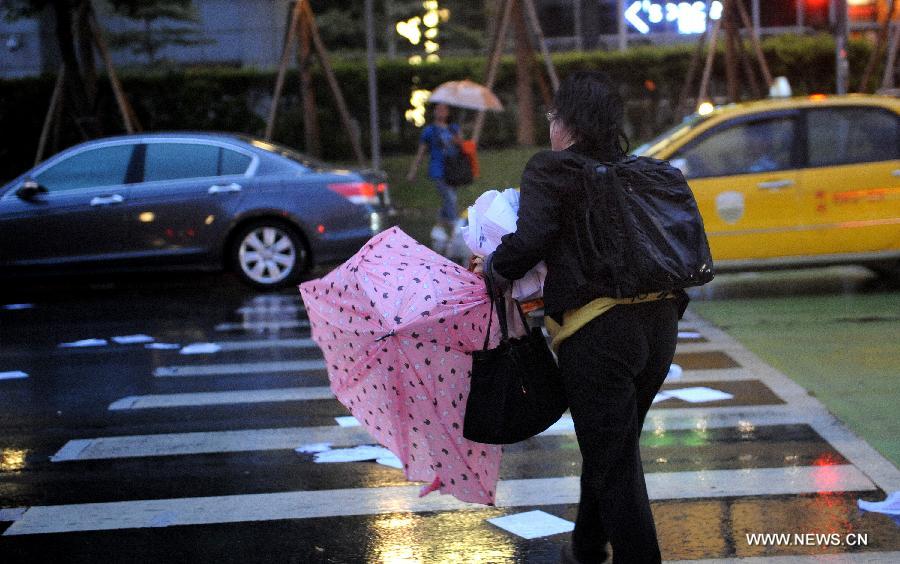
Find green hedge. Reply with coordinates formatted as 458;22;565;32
0;34;876;183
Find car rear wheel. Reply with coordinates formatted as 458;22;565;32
231;221;307;289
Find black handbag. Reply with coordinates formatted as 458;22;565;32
443;152;473;187
462;269;568;445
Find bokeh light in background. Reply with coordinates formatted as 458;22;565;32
396;1;451;127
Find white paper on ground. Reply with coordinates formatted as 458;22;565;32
487;510;575;539
294;442;333;454
180;343;222;355
652;391;673;404
0;371;28;381
677;331;702;339
145;343;182;350
334;416;361;427
2;304;34;310
111;334;155;345
665;386;734;403
313;445;393;464
376;454;404;469
858;491;900;515
59;338;108;348
665;363;683;381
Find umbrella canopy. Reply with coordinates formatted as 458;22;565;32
428;79;504;112
298;227;502;505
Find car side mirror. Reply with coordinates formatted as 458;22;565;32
16;180;48;200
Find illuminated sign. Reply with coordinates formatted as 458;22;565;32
625;1;723;35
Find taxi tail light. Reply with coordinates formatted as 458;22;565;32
327;182;378;205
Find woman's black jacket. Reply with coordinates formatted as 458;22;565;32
489;143;688;323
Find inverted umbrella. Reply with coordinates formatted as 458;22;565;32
428;79;504;112
298;227;502;505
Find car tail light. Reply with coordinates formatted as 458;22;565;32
327;182;379;205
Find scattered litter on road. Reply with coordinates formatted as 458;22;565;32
0;371;28;381
112;334;155;345
145;343;181;350
59;338;108;348
313;445;393;464
180;343;222;355
487;510;574;539
665;386;734;403
666;363;683;381
858;491;900;516
334;416;361;427
652;391;673;404
294;442;332;454
678;331;702;339
2;304;34;310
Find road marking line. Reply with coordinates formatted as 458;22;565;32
236;305;304;315
153;359;326;377
211;338;318;352
109;387;335;410
54;405;805;461
215;320;310;332
3;465;875;536
0;507;27;522
683;311;900;493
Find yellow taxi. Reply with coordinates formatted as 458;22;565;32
636;95;900;274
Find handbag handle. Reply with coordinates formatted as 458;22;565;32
482;260;529;350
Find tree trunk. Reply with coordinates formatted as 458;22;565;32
77;2;97;106
513;0;535;146
53;0;100;139
299;15;321;157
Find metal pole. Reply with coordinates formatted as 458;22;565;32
751;0;761;40
797;0;805;31
365;0;381;169
618;0;626;51
835;0;849;94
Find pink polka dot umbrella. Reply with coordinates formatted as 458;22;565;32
298;227;502;505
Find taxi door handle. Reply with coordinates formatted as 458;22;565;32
891;169;900;177
757;179;794;190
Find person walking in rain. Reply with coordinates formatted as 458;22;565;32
406;102;463;252
476;71;687;564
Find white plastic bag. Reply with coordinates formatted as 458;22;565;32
461;188;546;301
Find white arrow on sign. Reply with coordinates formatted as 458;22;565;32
625;1;650;35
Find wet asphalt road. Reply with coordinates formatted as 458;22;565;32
1;269;899;563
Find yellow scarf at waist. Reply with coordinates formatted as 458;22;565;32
545;293;675;354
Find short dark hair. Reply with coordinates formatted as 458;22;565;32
551;71;629;159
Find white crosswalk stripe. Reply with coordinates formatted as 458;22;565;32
215;320;310;332
3;466;876;536
153;359;326;377
56;405;807;461
109;387;336;410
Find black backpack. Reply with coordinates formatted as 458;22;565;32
443;153;473;187
574;155;714;297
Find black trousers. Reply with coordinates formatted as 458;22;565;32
557;299;679;564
